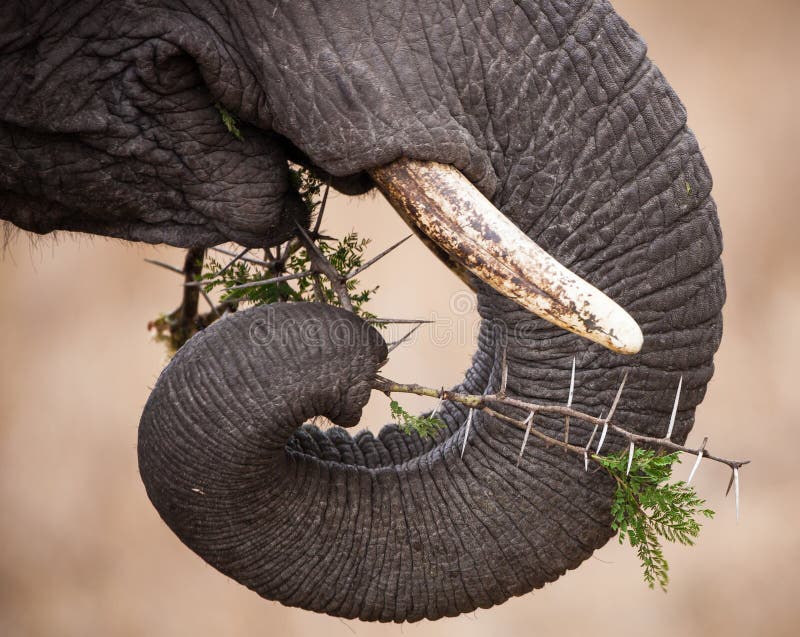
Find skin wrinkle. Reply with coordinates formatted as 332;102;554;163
610;237;718;328
262;461;326;597
1;6;299;247
254;460;324;599
369;8;440;156
418;449;483;614
548;63;655;230
332;468;370;618
414;469;447;617
295;462;347;610
327;466;371;618
237;480;304;587
408;456;451;617
474;415;608;547
459;425;549;588
517;23;649;230
305;406;372;609
520;63;649;238
286;390;506;612
440;443;513;603
480;409;610;529
560;137;706;271
604;210;719;308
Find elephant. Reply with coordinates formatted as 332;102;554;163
0;0;724;624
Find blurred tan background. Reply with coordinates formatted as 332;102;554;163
1;1;797;635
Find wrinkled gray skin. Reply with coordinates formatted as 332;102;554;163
0;0;724;623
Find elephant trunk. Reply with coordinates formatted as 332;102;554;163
138;302;613;622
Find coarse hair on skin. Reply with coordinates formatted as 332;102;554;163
0;220;107;262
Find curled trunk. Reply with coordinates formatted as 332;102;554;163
139;302;617;622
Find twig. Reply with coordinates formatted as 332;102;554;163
148;247;205;351
365;318;434;325
177;248;205;331
295;222;354;312
371;377;749;472
280;236;303;263
312;181;330;235
311;273;327;304
198;288;221;317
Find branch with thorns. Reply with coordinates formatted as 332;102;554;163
371;370;749;483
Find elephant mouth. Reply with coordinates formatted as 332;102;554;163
368;158;642;355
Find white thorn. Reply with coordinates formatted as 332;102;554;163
626;442;635;476
606;374;627;424
596;421;609;456
687;451;704;485
460;409;474;459
500;344;508;394
734;467;740;522
584;423;599;471
567;357;576;407
666;376;683;440
516;411;535;467
431;397;443;418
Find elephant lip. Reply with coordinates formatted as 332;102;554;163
369;158;643;355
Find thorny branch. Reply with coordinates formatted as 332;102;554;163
371;375;750;475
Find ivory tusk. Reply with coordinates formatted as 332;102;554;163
369;158;643;355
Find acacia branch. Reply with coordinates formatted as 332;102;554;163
372;377;749;472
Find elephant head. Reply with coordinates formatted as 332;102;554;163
0;0;724;623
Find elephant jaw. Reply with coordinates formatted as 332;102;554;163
369;158;643;355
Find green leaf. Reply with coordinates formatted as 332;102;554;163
597;448;715;591
389;400;445;438
215;103;243;140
